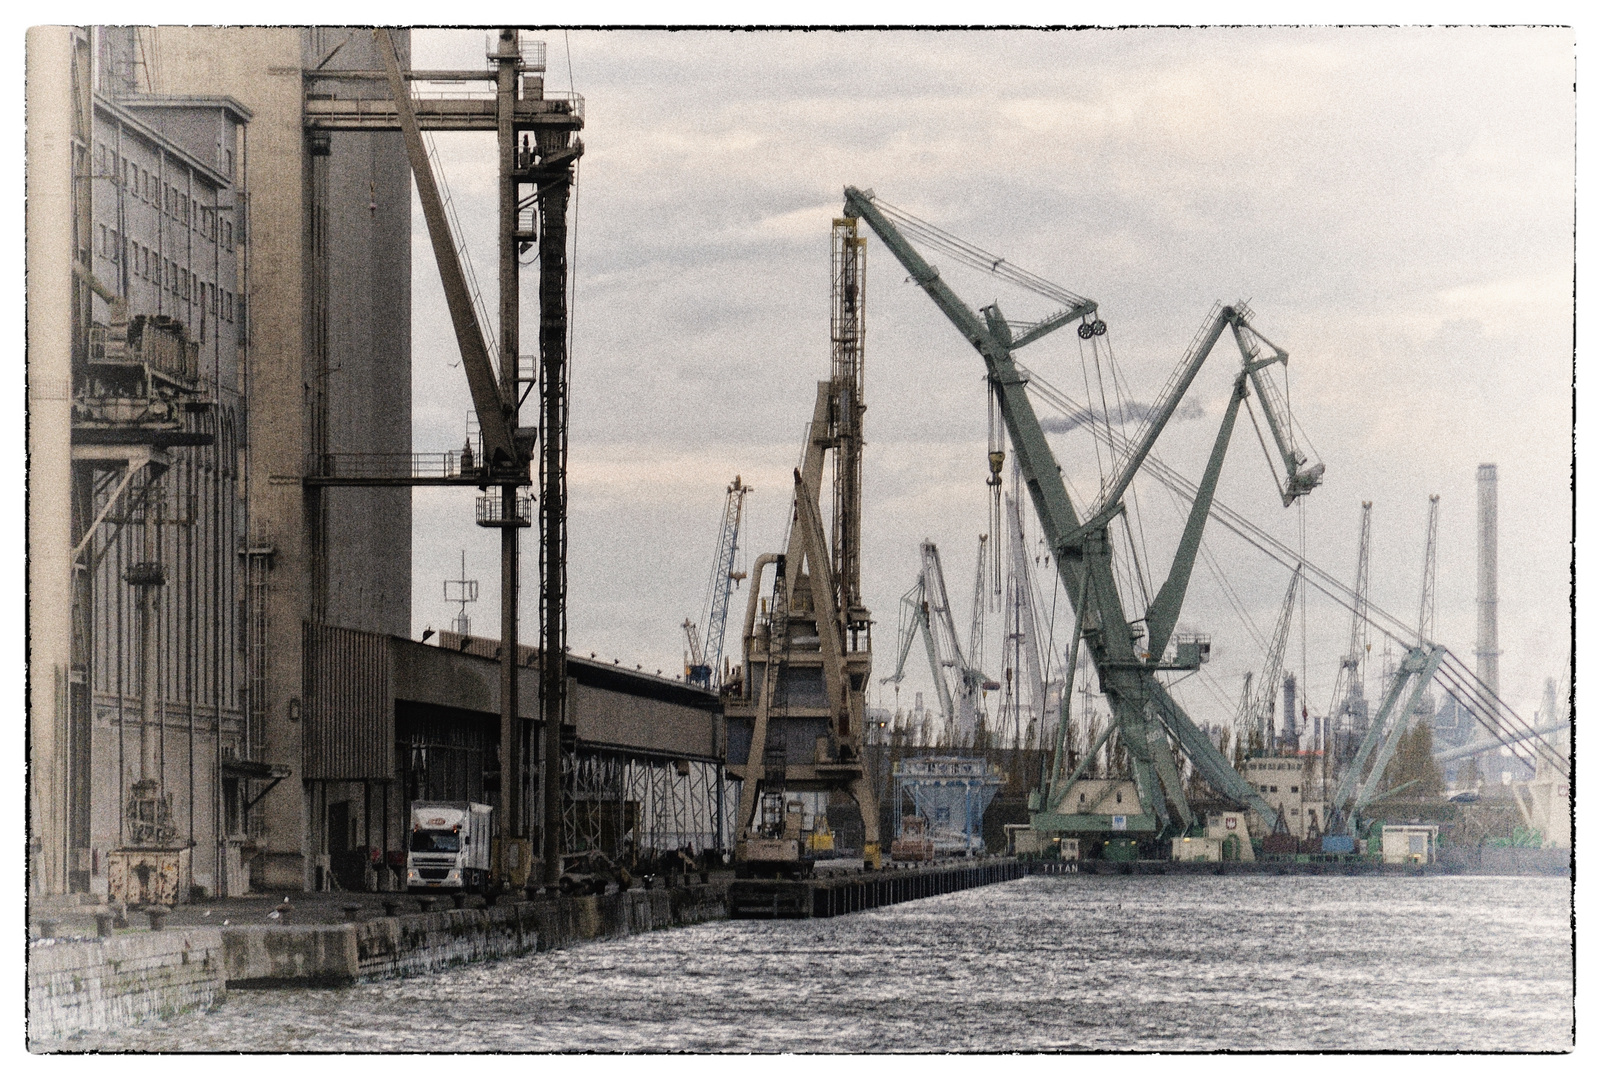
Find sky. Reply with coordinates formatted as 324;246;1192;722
404;26;1574;733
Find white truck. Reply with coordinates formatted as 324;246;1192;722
405;800;493;894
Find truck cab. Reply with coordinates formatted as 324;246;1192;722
405;801;493;894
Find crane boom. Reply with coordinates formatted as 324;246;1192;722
844;185;1291;833
1327;502;1373;724
1250;566;1302;742
689;476;750;689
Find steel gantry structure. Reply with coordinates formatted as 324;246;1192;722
843;186;1323;839
726;217;882;868
306;30;582;891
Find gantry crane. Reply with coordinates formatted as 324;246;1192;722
726;217;880;870
844;186;1323;838
685;476;751;689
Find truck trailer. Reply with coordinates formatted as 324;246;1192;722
406;800;493;893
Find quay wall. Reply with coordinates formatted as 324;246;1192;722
30;883;727;1047
27;929;226;1048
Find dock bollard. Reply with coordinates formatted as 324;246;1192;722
37;918;60;940
417;897;437;913
381;899;401;917
112;902;129;929
145;906;170;931
452;893;467;910
342;903;362;922
94;909;115;938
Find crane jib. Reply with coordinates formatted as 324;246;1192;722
844;184;1296;836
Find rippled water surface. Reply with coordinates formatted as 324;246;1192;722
70;875;1571;1052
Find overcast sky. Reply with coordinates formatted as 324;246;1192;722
404;26;1574;732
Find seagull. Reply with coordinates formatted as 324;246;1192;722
222;919;230;926
203;910;212;917
267;910;280;920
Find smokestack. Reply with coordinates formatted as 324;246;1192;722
1282;672;1298;751
1475;463;1500;776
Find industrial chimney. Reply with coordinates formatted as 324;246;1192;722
1475;463;1500;779
1282;672;1298;752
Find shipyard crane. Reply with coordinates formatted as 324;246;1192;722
1328;642;1447;833
1236;566;1302;746
844;186;1322;836
729;216;881;870
1326;502;1373;758
1410;495;1441;725
883;568;955;731
881;541;991;745
1002;486;1049;746
686;476;751;689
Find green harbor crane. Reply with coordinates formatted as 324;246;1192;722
843;186;1323;839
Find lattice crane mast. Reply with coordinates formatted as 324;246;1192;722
686;476;751;689
844;186;1323;835
1327;502;1373;746
1003;487;1049;745
1238;565;1302;746
882;543;958;737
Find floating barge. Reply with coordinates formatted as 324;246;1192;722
728;857;1023;919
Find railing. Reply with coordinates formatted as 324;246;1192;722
543;91;584;122
304;452;474;480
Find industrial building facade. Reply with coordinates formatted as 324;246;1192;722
27;25;413;898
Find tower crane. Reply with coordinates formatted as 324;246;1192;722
1411;494;1441;725
844;186;1322;837
1235;566;1302;748
1326;502;1373;758
685;476;751;689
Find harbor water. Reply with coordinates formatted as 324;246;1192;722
70;874;1572;1052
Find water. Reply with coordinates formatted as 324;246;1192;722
65;875;1572;1052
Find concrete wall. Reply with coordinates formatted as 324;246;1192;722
30;885;728;1046
148;27;413;890
25;25;77;897
28;929;226;1048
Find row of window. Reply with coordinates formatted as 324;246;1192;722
1257;784;1301;795
95;142;236;250
105;229;240;324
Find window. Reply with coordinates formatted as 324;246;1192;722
1260;784;1268;793
225;149;234;177
109;229;118;263
1115;790;1122;804
223;220;232;249
97;224;107;256
224;290;233;322
1290;785;1299;794
1269;785;1278;793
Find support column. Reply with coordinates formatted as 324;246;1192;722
494;30;522;859
538;150;572;888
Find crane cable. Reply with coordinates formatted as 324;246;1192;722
1016;361;1566;775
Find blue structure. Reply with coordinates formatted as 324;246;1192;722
893;757;1004;855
